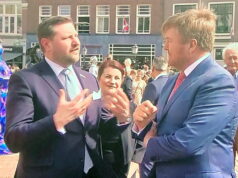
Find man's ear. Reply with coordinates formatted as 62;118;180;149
40;38;51;52
189;39;198;53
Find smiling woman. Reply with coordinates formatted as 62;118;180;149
98;59;124;95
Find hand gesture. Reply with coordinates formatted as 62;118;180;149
102;88;131;123
53;89;92;129
133;100;157;130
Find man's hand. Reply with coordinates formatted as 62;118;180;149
102;88;131;123
133;100;157;130
53;89;93;130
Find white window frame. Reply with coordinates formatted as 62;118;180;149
39;5;52;23
77;5;90;34
136;4;151;34
116;5;130;34
173;3;198;15
0;3;22;36
58;5;71;17
96;5;110;34
208;1;235;38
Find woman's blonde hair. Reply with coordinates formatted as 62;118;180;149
161;9;216;51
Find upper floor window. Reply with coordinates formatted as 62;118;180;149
137;5;151;34
116;5;130;34
96;5;109;34
173;3;197;14
0;4;22;35
58;5;71;17
39;6;52;23
77;5;90;34
209;2;234;34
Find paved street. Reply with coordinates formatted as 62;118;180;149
0;153;237;178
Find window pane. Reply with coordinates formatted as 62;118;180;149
40;6;51;16
0;17;2;33
17;5;22;14
138;17;144;33
144;17;150;32
210;3;233;33
138;5;150;15
215;48;223;60
5;17;9;33
59;5;71;16
78;17;89;33
97;6;109;15
17;15;22;33
6;4;15;14
0;5;3;14
97;17;104;32
10;16;14;33
104;18;109;32
117;17;129;33
78;6;89;16
174;5;196;14
117;5;130;15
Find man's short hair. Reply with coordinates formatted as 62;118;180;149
37;16;74;51
161;9;216;51
153;56;168;71
222;43;238;59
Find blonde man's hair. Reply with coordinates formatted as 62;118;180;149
161;9;216;51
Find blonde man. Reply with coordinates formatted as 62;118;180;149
133;9;238;178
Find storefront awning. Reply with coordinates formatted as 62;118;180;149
3;52;22;61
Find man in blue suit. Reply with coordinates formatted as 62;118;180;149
223;43;238;160
142;56;169;105
5;16;131;178
133;9;238;178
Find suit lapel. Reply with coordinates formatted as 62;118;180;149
37;60;64;96
159;57;213;123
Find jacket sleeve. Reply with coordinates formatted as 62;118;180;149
144;74;238;162
4;73;59;153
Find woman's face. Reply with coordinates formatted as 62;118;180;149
99;67;123;95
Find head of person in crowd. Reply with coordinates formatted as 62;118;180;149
136;69;145;81
143;64;149;72
37;16;80;68
151;56;168;79
223;43;238;76
124;58;132;68
162;8;216;71
105;54;113;61
90;56;98;65
98;59;124;95
130;69;137;80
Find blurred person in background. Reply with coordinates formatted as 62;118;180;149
89;56;98;77
142;56;169;105
132;69;146;105
223;43;238;161
0;43;11;155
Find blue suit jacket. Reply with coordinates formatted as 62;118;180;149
141;56;238;178
142;75;169;105
5;60;127;178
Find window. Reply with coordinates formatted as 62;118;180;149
39;6;52;23
116;5;130;34
173;3;197;14
137;5;151;34
77;5;90;34
0;4;22;35
58;5;71;17
209;2;234;34
215;48;223;60
96;5;109;33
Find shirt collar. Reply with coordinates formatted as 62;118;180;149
184;53;210;77
154;72;167;80
45;57;73;76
